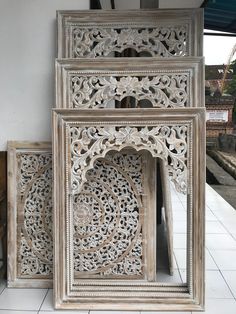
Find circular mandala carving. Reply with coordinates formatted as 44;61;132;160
18;153;53;276
73;153;144;277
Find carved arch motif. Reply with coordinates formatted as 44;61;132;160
69;124;188;195
70;74;188;109
71;26;187;58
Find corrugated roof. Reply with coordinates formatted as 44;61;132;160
203;0;236;33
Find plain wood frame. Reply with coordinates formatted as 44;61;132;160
55;57;204;110
57;9;203;58
53;108;205;311
7;141;52;288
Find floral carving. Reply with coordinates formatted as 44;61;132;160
69;124;188;195
17;153;53;277
73;153;145;278
72;27;187;58
71;74;188;109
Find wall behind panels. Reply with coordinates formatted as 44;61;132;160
0;0;89;150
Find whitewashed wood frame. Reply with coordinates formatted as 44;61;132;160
7;142;53;288
55;57;204;109
53;108;205;311
57;9;203;58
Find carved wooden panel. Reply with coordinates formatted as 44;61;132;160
53;108;205;311
7;143;156;286
73;151;156;280
7;142;52;288
57;9;203;58
55;58;204;109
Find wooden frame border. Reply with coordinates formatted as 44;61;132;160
57;9;203;58
55;57;204;110
53;108;205;311
7;141;52;288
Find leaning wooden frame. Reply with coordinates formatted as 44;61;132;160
57;9;203;58
53;108;205;311
7;141;53;288
55;57;204;109
55;56;204;279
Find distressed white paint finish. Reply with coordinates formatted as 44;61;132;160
55;58;204;110
53;108;205;311
7;142;52;288
57;9;203;58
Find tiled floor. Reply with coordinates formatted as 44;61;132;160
1;184;236;313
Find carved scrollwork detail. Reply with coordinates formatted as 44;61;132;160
71;74;188;109
17;153;53;277
69;124;188;195
72;27;187;58
73;153;145;278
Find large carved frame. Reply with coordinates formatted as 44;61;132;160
55;57;204;109
7;142;53;288
53;108;205;311
57;9;203;58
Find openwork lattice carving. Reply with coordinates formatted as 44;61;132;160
71;74;188;109
70;125;187;195
56;59;204;109
8;142;53;288
71;26;187;58
57;10;203;58
53;109;205;311
17;153;53;277
74;152;148;278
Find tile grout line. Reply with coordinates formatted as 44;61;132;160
37;288;49;313
173;252;184;283
206;247;220;271
0;282;6;296
219;269;236;301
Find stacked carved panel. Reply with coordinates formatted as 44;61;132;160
53;108;205;310
7;143;156;286
7;8;205;311
8;142;52;287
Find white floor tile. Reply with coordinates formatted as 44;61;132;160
172;201;185;211
174;249;186;270
206;221;228;234
206;270;234;299
178;269;187;283
40;289;88;313
40;311;88;314
206;234;236;250
157;269;182;283
222;271;236;298
0;311;37;314
205;250;218;270
40;311;88;313
172;210;187;221
0;280;6;295
175;249;218;270
205;209;218;221
220;220;236;234
0;287;47;310
90;312;140;314
209;250;236;270
173;234;187;249
141;312;191;314
213;210;236;224
173;220;186;233
40;289;53;311
204;299;236;314
206;195;233;211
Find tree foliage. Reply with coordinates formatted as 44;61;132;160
226;59;236;96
